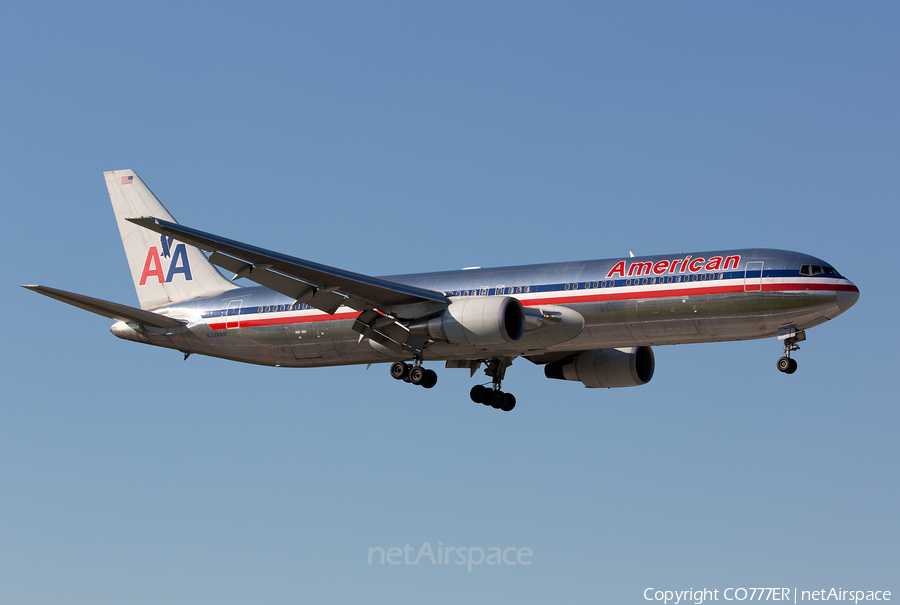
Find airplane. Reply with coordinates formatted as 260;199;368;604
23;170;860;412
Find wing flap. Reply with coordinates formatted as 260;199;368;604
208;252;347;314
128;218;448;312
22;285;187;329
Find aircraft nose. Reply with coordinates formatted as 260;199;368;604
836;286;860;312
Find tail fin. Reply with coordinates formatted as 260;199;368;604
105;169;239;310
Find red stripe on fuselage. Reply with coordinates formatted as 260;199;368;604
205;282;858;330
525;281;858;306
207;310;359;331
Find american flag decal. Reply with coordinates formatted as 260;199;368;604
121;175;134;185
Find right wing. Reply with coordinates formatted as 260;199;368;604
127;217;449;316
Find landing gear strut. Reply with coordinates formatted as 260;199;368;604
469;357;516;412
390;361;437;389
776;326;805;375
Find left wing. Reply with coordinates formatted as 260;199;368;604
128;217;448;315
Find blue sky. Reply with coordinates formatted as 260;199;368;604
3;3;898;604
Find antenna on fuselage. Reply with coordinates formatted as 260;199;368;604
629;251;635;258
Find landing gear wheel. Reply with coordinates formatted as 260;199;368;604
777;357;798;373
777;356;791;373
390;361;409;380
500;393;516;412
409;366;426;385
489;390;505;409
470;385;488;404
776;356;799;374
422;369;438;389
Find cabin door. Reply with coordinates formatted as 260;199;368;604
744;262;763;292
225;299;242;328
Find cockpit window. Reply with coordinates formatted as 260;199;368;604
800;264;843;277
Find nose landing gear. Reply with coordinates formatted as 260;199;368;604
776;326;805;374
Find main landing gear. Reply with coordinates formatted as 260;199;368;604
469;385;516;412
390;361;438;389
776;326;806;375
469;357;516;412
390;356;518;412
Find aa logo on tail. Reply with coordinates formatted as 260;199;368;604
139;235;193;285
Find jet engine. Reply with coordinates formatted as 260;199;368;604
544;347;655;388
409;296;525;346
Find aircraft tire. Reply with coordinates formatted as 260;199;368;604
777;356;792;373
489;390;505;409
470;385;488;404
409;366;426;385
500;393;516;412
422;369;438;389
786;358;798;374
390;361;409;380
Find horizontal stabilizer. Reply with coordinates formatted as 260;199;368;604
22;285;187;329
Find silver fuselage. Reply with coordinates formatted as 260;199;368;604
109;248;859;368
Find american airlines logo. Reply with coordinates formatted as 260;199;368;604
139;235;193;285
606;254;741;279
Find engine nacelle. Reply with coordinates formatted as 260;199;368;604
544;347;655;388
409;296;525;347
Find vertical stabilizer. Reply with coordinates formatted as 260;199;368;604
105;169;238;310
